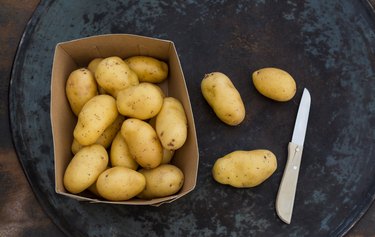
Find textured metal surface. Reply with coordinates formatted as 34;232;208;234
9;0;375;236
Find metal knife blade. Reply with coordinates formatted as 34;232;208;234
276;88;311;224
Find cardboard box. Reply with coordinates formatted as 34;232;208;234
50;34;199;205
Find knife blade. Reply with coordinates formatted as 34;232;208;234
276;88;311;224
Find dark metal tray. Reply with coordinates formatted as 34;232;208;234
9;0;375;236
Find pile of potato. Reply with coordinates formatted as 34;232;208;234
202;68;296;188
63;56;186;201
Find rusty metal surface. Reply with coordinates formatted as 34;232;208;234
9;0;375;236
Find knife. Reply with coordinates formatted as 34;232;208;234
276;88;311;224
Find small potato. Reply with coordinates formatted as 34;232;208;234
161;149;175;164
156;97;188;150
96;167;146;201
110;132;139;170
74;95;118;146
71;138;84;155
71;115;124;154
87;58;103;74
201;72;245;126
137;164;184;199
252;67;296;101
95;56;139;97
212;150;277;188
121;118;163;169
124;56;168;83
95;115;125;148
117;82;164;120
63;144;108;194
65;68;98;116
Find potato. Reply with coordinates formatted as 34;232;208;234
137;164;184;199
63;144;108;194
212;150;277;188
124;56;168;83
121;118;163;169
161;149;175;164
117;82;164;120
65;68;98;116
95;56;139;97
155;97;188;150
87;58;103;74
252;67;296;101
201;72;245;126
71;138;84;155
96;167;146;201
73;95;118;146
95;115;125;148
110;132;139;170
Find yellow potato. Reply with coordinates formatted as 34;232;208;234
63;144;108;194
117;82;164;120
71;138;84;155
96;167;146;201
73;95;118;146
121;118;163;169
124;56;168;83
87;58;103;74
137;164;184;199
212;150;277;188
65;68;98;116
201;72;245;126
252;67;296;101
95;56;139;97
161;149;175;164
155;97;187;150
110;132;139;170
95;115;125;148
71;115;124;154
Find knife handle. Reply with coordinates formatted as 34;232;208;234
276;142;303;224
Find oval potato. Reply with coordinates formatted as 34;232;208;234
87;58;103;74
201;72;245;126
156;97;188;150
121;118;163;169
117;82;164;120
212;150;277;188
252;67;296;101
110;132;139;170
124;56;168;83
95;56;139;97
65;68;98;116
63;144;108;194
73;95;118;146
137;164;184;199
96;167;146;201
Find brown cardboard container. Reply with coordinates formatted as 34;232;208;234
50;34;199;205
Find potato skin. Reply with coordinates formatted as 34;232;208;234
201;72;245;126
117;82;164;120
137;164;184;199
212;150;277;188
252;67;296;101
87;58;103;74
73;95;118;146
121;118;163;169
124;56;168;83
95;56;139;97
66;68;98;116
63;144;108;194
110;132;139;170
96;167;146;201
95;115;125;148
156;97;188;150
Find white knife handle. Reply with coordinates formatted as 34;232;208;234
276;142;303;224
